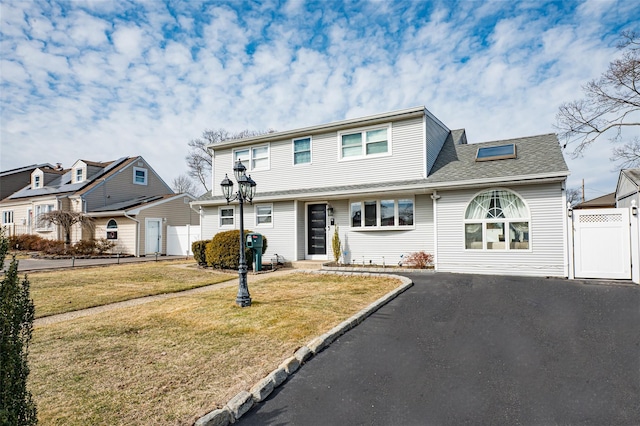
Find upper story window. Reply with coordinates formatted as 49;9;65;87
464;189;530;250
75;168;84;183
133;167;148;185
339;125;391;160
350;198;414;229
219;207;235;228
2;211;14;224
33;175;41;188
233;144;270;172
293;137;312;165
106;219;118;240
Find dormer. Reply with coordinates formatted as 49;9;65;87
71;160;87;184
31;168;44;189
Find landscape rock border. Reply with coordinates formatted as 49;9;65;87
194;271;413;426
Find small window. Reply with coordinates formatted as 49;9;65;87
219;207;234;227
255;204;272;226
380;200;395;226
350;202;361;227
2;211;14;224
293;137;311;165
34;175;41;188
133;167;147;185
475;144;516;162
106;219;118;240
75;168;83;183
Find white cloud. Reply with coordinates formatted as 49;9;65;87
0;0;637;201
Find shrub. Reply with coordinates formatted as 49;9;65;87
405;251;434;269
191;240;210;266
332;226;341;263
205;230;268;270
8;234;46;252
40;240;66;255
0;230;38;425
93;238;115;255
73;239;97;255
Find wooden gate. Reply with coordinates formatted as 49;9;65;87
572;208;631;280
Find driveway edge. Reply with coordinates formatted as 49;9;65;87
194;271;413;426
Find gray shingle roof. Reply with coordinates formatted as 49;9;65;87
623;169;640;186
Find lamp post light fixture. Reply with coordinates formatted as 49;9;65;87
220;159;257;307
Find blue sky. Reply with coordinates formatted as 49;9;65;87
1;0;638;199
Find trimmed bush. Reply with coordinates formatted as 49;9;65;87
191;240;210;266
205;230;268;270
8;234;46;252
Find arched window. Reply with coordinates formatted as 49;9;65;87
464;189;530;250
106;219;118;240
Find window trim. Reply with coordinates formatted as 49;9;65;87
219;206;235;229
35;204;55;231
292;136;312;166
255;203;273;228
338;123;392;161
463;188;531;251
2;210;14;224
133;167;148;185
75;168;84;183
33;174;41;188
233;143;270;172
106;219;118;240
349;197;414;230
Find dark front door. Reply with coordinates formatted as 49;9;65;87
307;204;327;255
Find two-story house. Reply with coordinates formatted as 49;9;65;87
192;106;571;278
0;156;199;256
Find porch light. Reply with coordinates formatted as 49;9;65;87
219;159;257;307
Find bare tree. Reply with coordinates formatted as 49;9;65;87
556;31;640;168
186;128;275;193
566;187;582;207
171;174;198;196
38;211;95;248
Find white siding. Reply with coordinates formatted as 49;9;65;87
211;116;426;197
435;183;566;277
94;217;137;255
334;194;433;266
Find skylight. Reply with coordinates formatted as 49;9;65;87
475;144;516;162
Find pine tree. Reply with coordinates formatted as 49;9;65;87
0;230;37;425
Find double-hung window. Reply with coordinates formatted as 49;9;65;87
75;168;83;183
255;204;273;227
133;167;148;185
33;175;41;188
219;207;235;228
233;144;270;171
464;189;530;250
340;125;390;160
293;137;311;165
350;198;414;229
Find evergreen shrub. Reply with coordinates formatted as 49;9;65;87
191;240;210;266
205;230;268;270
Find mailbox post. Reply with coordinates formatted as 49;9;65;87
246;233;263;271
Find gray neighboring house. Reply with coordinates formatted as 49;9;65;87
615;169;640;209
0;163;55;201
193;106;571;278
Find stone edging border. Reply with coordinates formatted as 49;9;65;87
194;271;413;426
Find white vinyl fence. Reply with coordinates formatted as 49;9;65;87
166;225;201;256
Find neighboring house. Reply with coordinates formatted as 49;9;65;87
192;106;571;278
615;169;640;209
573;192;616;209
0;163;55;201
0;156;198;256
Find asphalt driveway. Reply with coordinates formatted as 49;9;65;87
239;273;640;425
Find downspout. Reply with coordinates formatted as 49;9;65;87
431;190;441;271
124;212;141;257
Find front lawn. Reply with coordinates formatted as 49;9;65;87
30;273;401;425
